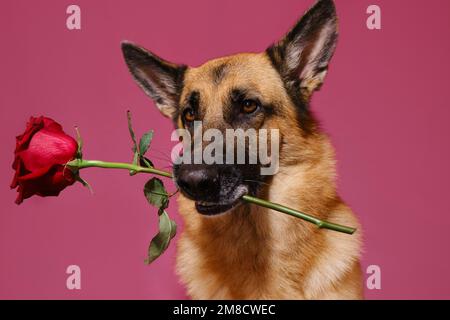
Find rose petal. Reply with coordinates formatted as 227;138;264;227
16;165;53;182
42;117;63;133
14;117;44;153
19;130;77;171
15;165;76;203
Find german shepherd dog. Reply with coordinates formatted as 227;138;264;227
122;0;363;299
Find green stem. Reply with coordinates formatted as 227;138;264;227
67;159;173;178
67;159;356;235
242;195;356;235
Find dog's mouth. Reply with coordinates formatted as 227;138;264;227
195;201;238;215
194;185;248;216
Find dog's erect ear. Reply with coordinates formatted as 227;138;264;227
266;0;338;99
122;42;187;118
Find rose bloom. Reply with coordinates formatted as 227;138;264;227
11;116;78;204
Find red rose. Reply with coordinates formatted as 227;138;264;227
11;116;78;204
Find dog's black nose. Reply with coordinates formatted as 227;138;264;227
175;165;220;200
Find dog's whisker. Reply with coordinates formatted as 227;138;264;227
244;179;270;186
146;154;172;164
148;149;172;162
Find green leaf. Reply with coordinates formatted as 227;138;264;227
144;178;169;209
132;151;139;165
129;151;139;176
140;156;154;168
139;130;154;156
145;211;177;264
127;111;137;153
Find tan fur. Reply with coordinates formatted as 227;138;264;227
174;53;363;300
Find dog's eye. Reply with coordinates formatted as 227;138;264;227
241;99;259;114
183;108;195;122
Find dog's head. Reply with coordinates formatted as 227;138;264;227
122;0;338;215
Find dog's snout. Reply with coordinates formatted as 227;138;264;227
176;165;220;200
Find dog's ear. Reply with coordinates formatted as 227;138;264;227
266;0;338;99
122;42;187;118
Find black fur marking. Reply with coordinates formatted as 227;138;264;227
188;91;200;111
222;88;278;126
230;88;248;103
211;64;228;85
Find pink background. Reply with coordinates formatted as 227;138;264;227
1;0;450;299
